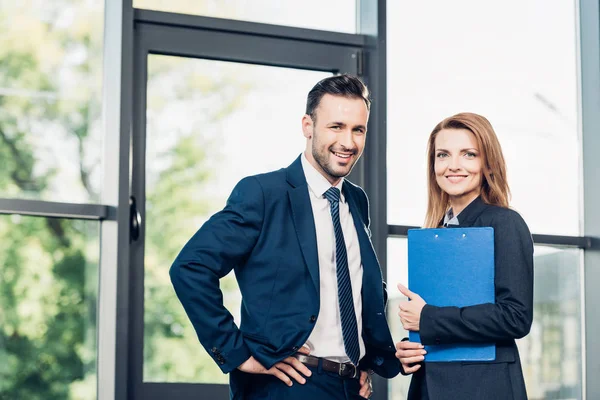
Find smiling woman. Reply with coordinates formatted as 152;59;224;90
433;128;483;215
395;112;534;400
425;113;510;228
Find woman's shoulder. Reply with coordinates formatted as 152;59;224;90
478;204;530;231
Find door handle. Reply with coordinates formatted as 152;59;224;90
130;195;142;242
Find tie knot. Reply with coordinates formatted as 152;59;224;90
324;187;341;204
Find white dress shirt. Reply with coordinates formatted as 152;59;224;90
301;154;365;364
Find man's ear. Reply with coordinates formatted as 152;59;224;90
302;114;313;139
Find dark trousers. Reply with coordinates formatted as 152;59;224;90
230;362;367;400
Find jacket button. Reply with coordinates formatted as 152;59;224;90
310;315;317;323
292;346;299;351
219;359;225;365
211;347;218;354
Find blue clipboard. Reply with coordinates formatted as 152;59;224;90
407;227;496;362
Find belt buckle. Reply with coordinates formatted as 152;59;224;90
338;362;358;379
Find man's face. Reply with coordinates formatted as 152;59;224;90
302;94;369;185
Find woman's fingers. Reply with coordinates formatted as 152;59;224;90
403;363;422;374
396;341;424;350
399;355;425;364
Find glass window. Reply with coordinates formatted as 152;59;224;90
0;215;98;399
0;2;104;203
143;54;330;383
518;246;583;399
386;0;580;235
134;0;357;33
386;237;411;399
386;238;583;400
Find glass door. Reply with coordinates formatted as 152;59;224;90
130;16;361;400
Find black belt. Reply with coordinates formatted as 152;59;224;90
292;353;360;379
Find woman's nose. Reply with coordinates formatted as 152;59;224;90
449;156;461;170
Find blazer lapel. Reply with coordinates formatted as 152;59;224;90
343;185;379;274
344;185;385;312
287;156;320;295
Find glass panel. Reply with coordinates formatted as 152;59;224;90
143;54;330;383
0;2;104;203
518;246;583;400
386;0;580;235
0;215;98;399
386;237;411;399
134;0;357;33
386;238;583;400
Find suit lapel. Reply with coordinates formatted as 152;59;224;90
287;156;320;295
344;185;379;275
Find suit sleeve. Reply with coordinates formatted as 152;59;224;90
170;176;264;373
419;211;534;345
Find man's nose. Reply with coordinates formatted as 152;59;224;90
338;129;354;148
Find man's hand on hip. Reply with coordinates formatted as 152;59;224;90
359;370;373;399
236;346;312;386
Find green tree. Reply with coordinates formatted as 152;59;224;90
0;1;253;398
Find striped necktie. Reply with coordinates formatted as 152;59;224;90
324;187;360;365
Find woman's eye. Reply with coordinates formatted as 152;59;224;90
465;152;477;158
436;153;448;158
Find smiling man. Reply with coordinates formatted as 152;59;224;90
170;74;400;400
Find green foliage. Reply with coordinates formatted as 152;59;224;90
1;1;252;397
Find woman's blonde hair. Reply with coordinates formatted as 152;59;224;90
424;112;510;228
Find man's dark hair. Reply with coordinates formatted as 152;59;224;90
305;74;371;122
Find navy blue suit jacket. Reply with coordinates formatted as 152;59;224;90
170;156;401;391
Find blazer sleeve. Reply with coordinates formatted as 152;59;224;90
419;210;534;345
169;176;264;373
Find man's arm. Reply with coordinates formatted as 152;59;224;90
170;176;264;373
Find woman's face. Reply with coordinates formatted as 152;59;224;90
434;128;483;203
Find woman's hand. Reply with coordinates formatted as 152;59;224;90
397;284;426;331
395;340;426;374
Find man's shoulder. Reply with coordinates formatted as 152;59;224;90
251;167;288;187
232;167;288;195
343;179;368;203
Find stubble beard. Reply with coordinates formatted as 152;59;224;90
312;143;356;181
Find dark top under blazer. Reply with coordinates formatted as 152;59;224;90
170;156;401;397
405;196;534;400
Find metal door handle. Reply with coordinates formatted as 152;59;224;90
130;196;142;242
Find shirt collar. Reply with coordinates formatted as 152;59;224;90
446;196;487;227
443;208;460;227
301;153;346;203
